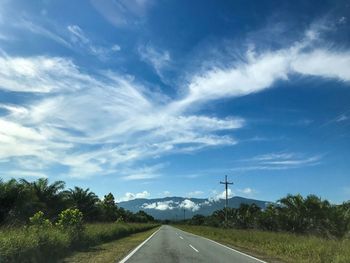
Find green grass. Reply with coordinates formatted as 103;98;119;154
175;225;350;263
0;223;158;263
63;227;159;263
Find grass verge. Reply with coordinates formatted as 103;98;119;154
175;225;350;263
63;227;159;263
0;223;158;263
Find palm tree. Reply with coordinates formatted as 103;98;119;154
66;187;100;221
19;178;66;219
278;194;308;233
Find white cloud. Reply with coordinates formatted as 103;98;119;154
2;170;47;179
16;19;71;48
238;187;255;196
120;165;163;181
179;199;200;211
91;0;154;27
142;200;176;210
67;25;89;44
187;190;204;197
67;24;121;59
291;50;350;81
141;199;207;211
118;190;150;202
162;191;171;196
338;16;347;25
174;32;350;109
138;44;171;78
111;44;121;52
210;188;234;202
336;114;348;122
121;173;160;180
0;55;90;93
1;22;349;179
236;152;323;171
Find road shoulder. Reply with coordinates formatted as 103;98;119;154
62;227;159;263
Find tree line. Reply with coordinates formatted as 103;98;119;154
0;178;154;225
188;194;350;239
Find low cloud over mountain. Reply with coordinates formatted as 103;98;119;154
119;196;268;220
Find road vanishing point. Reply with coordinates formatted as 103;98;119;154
119;225;266;263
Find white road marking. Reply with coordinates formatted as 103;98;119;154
189;244;199;253
179;236;184;239
119;228;160;263
172;227;267;263
176;232;178;235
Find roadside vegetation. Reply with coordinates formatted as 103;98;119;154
0;178;158;262
63;227;158;263
176;194;350;262
187;194;350;239
176;225;350;263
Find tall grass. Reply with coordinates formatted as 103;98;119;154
0;223;157;263
176;225;350;263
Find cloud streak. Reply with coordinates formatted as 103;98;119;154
175;30;350;109
0;21;349;180
0;53;243;178
236;152;323;171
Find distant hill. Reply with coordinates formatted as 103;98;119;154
118;196;269;220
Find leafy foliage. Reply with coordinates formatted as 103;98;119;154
188;194;350;238
0;178;155;226
0;222;157;262
66;187;99;221
29;211;52;228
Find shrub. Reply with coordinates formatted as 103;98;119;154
29;211;52;228
56;208;84;244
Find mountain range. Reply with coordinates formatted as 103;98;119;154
118;196;269;220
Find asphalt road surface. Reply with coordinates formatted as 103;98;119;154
120;225;266;263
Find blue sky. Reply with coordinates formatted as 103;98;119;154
0;0;349;203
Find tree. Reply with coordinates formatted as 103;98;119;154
190;214;206;225
66;187;100;221
0;179;33;224
133;210;155;223
258;204;279;231
101;193;118;221
19;178;66;220
235;203;261;229
278;194;308;233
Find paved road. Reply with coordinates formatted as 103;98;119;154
120;225;266;263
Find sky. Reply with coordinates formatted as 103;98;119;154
0;0;349;204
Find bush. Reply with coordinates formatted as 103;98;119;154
29;211;52;228
0;222;157;262
56;208;84;245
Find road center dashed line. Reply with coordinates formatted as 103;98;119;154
189;244;199;253
179;236;184;239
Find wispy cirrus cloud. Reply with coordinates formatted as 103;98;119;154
91;0;154;28
236;152;323;171
138;44;171;80
16;18;72;48
67;24;121;59
0;53;243;178
1;19;349;180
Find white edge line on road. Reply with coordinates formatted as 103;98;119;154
119;228;160;263
179;236;184;239
174;227;267;263
189;244;199;253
